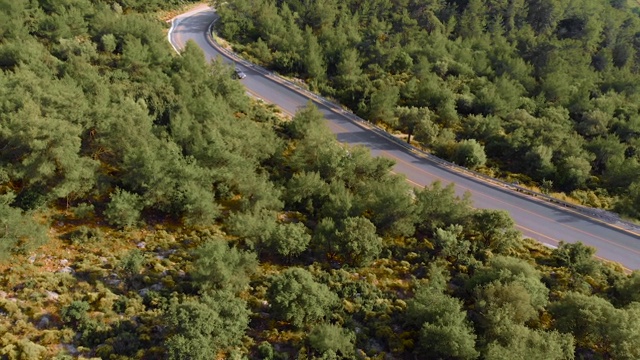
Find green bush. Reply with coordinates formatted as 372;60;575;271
308;323;355;357
65;226;102;245
61;301;90;327
0;194;48;260
104;189;143;229
453;139;487;170
72;203;95;220
257;341;275;360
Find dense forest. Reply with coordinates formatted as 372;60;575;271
1;0;640;359
217;0;640;218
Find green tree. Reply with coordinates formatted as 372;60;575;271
434;225;472;263
602;156;640;192
308;323;355;357
192;236;258;293
336;216;383;266
523;144;556;180
61;300;90;327
302;26;326;82
0;193;47;260
615;271;640;306
461;114;503;146
454;139;487;169
577;110;612;138
225;209;278;247
333;48;364;106
313;217;338;256
0;96;97;205
284;171;329;215
484;322;575;360
468;256;550;318
407;281;479;359
552;241;600;276
318;179;354;220
104;188;144;229
265;222;312;259
526;0;562;34
178;181;222;227
165;291;250;360
313;215;384;266
459;0;487;38
117;249;144;279
0;0;28;42
615;181;640;219
394;106;435;144
476;281;541;325
267;268;339;328
555;155;593;191
414;181;473;236
419;321;480;360
286;104;350;181
357;174;417;237
100;33;117;53
550;292;640;360
470;209;521;253
368;83;399;124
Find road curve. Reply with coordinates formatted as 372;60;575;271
169;6;640;270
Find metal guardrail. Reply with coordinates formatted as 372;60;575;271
203;18;640;237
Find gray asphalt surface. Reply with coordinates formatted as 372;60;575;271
170;7;640;270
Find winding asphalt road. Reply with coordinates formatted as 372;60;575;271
169;6;640;270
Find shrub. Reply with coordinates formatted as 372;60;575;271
308;323;355;357
72;203;95;220
104;189;143;229
61;301;90;327
65;226;102;245
453;139;487;169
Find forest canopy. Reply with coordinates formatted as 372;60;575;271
217;0;640;218
0;0;638;359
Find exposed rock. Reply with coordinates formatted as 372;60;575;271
137;241;146;249
105;273;121;287
37;315;51;329
157;249;177;258
61;344;78;355
58;266;74;274
45;291;60;301
367;339;384;354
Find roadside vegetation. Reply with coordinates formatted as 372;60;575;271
1;0;640;359
217;0;640;219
